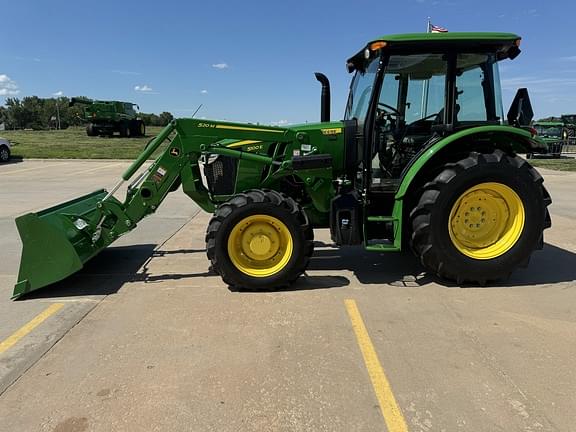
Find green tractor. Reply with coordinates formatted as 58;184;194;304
531;121;564;157
13;32;552;298
560;114;576;150
70;98;146;137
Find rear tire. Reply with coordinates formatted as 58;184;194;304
206;189;313;290
119;122;131;138
410;150;551;284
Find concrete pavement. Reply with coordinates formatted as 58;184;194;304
0;165;574;431
0;160;199;395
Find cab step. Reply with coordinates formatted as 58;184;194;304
366;216;396;222
364;215;401;252
365;243;401;252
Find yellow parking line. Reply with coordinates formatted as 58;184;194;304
0;303;64;355
345;299;409;432
0;164;67;176
64;162;122;176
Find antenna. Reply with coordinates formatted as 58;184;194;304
191;104;203;118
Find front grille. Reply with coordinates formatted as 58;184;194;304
204;156;237;195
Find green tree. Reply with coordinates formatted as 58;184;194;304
159;111;174;126
1;96;173;129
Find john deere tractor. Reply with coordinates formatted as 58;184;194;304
13;32;551;298
531;121;564;157
70;98;146;137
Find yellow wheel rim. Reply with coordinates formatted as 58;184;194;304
448;182;525;260
227;215;293;277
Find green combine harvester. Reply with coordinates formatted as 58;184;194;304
14;32;552;299
70;98;146;137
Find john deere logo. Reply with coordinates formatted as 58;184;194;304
170;147;180;157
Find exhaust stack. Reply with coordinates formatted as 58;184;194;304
314;72;331;122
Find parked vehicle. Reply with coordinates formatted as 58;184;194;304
0;137;11;162
532;121;564;157
70;98;145;137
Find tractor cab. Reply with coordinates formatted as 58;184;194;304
345;33;523;182
333;33;536;250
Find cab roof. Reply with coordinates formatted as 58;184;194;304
371;32;520;44
347;32;521;72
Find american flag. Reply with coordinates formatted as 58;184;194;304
430;24;448;33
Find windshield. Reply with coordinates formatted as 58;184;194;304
378;53;448;124
535;125;562;137
344;58;379;122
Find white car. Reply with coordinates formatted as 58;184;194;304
0;137;10;162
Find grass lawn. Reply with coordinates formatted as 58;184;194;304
4;128;576;173
529;157;576;172
2;126;165;159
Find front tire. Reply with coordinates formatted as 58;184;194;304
206;189;313;290
138;120;146;137
410;150;551;284
0;145;10;162
86;123;97;136
130;120;145;137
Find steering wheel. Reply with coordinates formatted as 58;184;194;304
408;112;441;126
377;103;401;116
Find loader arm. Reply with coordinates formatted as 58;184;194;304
14;118;330;298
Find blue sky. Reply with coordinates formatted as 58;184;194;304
1;0;575;124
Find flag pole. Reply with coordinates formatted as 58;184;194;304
421;17;431;117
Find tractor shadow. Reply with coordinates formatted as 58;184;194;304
20;244;158;300
302;241;576;289
305;243;432;288
485;243;576;288
20;241;576;300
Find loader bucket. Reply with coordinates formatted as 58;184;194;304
13;189;125;299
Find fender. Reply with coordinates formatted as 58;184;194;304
395;125;545;200
390;125;546;249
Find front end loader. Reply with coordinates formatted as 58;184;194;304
14;32;551;299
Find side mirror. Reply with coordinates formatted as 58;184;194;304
507;88;534;126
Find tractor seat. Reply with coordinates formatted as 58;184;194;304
434;104;461;125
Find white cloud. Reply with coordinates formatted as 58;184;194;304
501;76;576;92
0;74;20;96
15;56;41;62
271;119;289;126
53;90;64;97
112;69;141;75
200;89;208;94
134;84;153;92
212;63;229;70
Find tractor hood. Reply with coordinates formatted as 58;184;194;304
288;120;345;133
285;120;350;176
